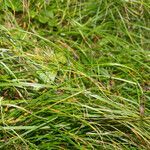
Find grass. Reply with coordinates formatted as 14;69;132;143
0;0;150;149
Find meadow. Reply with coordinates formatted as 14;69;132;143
0;0;150;149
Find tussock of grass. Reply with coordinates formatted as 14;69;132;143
0;0;150;149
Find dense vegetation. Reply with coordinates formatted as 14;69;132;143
0;0;150;149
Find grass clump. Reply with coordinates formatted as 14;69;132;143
0;0;150;149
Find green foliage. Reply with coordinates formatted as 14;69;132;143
0;0;150;149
